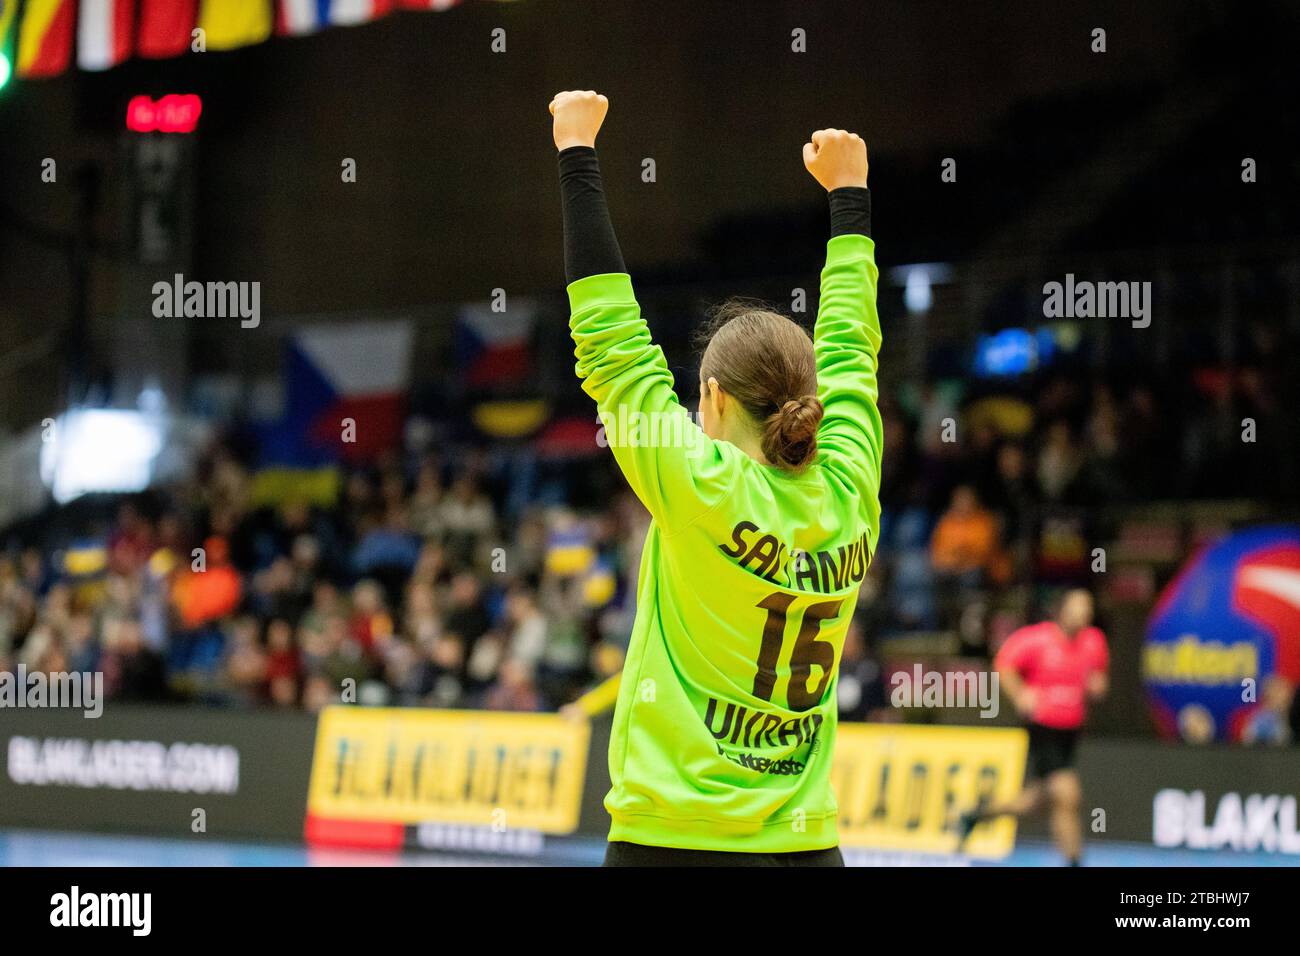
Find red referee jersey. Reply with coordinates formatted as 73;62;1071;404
994;622;1109;730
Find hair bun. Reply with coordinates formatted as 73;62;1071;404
762;395;824;470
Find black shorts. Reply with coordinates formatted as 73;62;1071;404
1026;723;1080;780
603;841;845;867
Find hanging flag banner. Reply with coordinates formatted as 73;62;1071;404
276;0;327;36
326;0;396;28
10;0;508;78
197;0;273;52
17;0;75;78
138;0;196;59
76;0;134;70
396;0;462;10
0;1;21;58
456;299;536;389
254;318;414;484
278;0;396;36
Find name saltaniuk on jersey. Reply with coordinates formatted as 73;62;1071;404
718;520;870;593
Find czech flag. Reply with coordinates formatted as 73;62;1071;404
260;319;413;467
455;300;535;389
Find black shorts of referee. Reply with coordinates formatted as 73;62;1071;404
1025;722;1081;780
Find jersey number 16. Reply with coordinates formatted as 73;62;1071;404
752;592;843;711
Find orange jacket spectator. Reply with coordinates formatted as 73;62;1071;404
930;486;1001;577
173;536;243;629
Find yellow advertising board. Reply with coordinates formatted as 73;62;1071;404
832;723;1028;858
307;707;590;833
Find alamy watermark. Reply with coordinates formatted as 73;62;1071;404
596;405;708;458
889;664;1000;718
151;273;260;328
50;886;151;936
0;666;103;718
1043;273;1151;328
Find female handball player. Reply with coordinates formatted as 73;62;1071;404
550;90;883;866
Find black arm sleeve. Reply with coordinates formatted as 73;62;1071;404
558;145;626;283
828;186;872;239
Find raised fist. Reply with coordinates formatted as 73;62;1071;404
802;128;869;192
549;90;609;151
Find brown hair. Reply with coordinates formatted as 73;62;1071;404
697;298;823;471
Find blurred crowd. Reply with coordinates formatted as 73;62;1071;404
0;444;650;713
0;351;1286;716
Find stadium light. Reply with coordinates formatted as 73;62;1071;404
888;262;953;314
904;266;933;314
38;409;165;504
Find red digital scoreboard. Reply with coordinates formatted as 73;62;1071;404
125;94;203;134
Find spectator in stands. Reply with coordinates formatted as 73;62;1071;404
931;485;1001;579
981;441;1039;581
2;308;1290;726
439;474;496;568
101;617;167;702
444;572;492;678
348;579;393;659
250;555;297;621
0;558;37;659
1243;675;1293;746
223;615;269;707
351;506;419;599
301;672;338;712
378;633;421;707
1084;383;1126;499
108;502;154;576
406;460;445;539
174;536;242;630
1036;419;1084;503
299;581;342;641
64;611;99;673
930;485;1003;628
917;382;957;459
19;547;49;597
503;586;548;674
412;633;466;708
403;580;440;647
264;617;301;708
484;657;542;713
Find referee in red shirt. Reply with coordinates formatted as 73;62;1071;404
958;588;1109;865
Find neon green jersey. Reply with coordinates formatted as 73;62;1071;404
567;233;883;852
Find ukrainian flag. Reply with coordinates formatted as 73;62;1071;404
545;528;595;577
